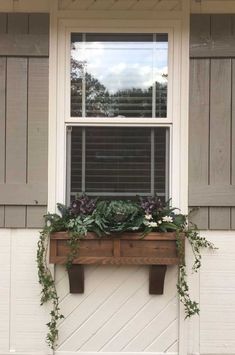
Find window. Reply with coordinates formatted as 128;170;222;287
66;31;171;202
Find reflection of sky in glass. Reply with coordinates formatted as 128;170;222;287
71;40;168;94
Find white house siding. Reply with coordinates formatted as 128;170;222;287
0;229;49;355
199;232;235;355
0;230;178;355
55;265;178;353
0;230;234;355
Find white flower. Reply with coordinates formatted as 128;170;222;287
162;216;173;223
132;226;139;231
148;221;158;228
145;214;152;220
158;220;162;225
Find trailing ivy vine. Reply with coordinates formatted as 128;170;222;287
37;227;64;349
37;195;216;349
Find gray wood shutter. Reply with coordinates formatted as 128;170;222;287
0;13;49;228
189;15;235;229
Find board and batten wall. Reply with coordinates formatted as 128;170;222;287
189;14;235;229
189;14;235;355
0;13;49;228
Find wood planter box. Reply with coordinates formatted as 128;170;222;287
50;231;184;295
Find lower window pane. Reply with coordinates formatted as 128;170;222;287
68;126;168;200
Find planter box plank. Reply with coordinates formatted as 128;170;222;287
50;231;184;295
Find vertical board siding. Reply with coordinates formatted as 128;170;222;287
209;59;231;229
0;57;6;228
0;57;6;184
0;13;7;33
0;13;49;228
0;229;49;353
200;232;235;354
0;229;11;351
189;15;235;230
27;58;48;186
7;13;29;34
29;13;50;35
6;58;27;184
5;58;27;226
189;59;210;229
210;59;231;186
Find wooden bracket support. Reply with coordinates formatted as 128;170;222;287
67;264;84;293
149;265;167;295
67;264;167;295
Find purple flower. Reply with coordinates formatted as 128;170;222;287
139;196;164;214
70;195;97;216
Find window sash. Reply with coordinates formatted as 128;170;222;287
66;126;170;203
64;27;173;124
70;32;168;119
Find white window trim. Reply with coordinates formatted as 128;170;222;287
54;18;182;211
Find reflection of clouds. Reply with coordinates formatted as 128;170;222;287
71;41;168;93
109;62;127;74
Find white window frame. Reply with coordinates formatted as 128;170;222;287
67;28;172;123
54;18;183;212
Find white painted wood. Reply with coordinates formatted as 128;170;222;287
57;266;151;350
0;229;234;355
178;2;190;355
0;230;11;352
0;229;50;355
63;267;147;351
188;231;235;355
96;268;178;352
48;0;59;212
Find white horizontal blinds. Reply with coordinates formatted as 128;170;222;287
69;127;168;198
71;33;168;118
155;127;167;197
71;128;82;195
85;127;151;193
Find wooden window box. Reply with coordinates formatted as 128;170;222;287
49;231;184;295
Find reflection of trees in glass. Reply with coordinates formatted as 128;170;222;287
71;58;167;118
71;58;111;117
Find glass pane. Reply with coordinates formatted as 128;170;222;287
68;126;168;199
71;33;168;118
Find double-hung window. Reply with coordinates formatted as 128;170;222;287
65;30;172;203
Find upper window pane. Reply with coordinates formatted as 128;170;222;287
71;33;168;118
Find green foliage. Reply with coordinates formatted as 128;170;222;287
37;195;217;349
94;200;143;233
37;227;64;349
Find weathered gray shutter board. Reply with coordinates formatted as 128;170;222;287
189;14;235;230
0;13;49;56
190;14;235;58
0;13;49;228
